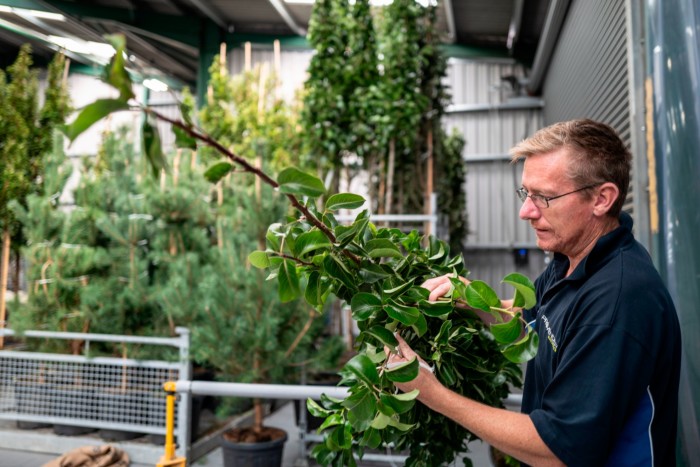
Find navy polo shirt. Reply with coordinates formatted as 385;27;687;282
521;212;681;466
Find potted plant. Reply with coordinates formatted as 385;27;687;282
64;35;538;466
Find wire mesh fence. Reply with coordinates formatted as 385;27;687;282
0;328;190;455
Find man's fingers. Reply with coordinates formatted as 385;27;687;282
428;282;452;301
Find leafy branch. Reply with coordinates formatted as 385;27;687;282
62;34;538;467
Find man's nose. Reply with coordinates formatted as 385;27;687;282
519;197;540;220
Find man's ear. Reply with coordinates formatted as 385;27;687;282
593;182;619;216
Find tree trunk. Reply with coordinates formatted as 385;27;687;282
0;228;11;349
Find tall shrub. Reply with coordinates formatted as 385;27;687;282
0;46;70;344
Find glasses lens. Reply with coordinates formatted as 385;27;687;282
516;188;527;202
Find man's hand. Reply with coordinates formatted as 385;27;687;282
385;334;441;397
421;274;470;301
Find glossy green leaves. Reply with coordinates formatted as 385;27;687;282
277;167;326;197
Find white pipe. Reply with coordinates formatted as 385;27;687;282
175;381;350;400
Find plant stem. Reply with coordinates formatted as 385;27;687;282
145;106;362;265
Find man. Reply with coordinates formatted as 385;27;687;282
388;119;681;466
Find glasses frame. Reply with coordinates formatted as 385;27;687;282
516;184;597;209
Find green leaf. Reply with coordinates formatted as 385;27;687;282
305;271;323;307
345;354;379;386
382;280;413;299
364;325;398;348
418;299;453;317
248;250;270;269
358;263;392;284
369;413;391;430
172;125;197;150
330;424;353;449
307;398;330;418
62;98;130;141
319;413;344;432
296;230;332;256
384;301;420;326
142;118;166;178
380;390;418;414
502;330;539;363
503;273;537;309
350;293;383;321
277;167;326;197
411;313;428;337
311;444;337;465
366;238;403;259
326;193;366;211
103;34;135;100
323;255;356;290
464;280;501;312
360;427;382;449
204;162;233;183
490;313;523;344
277;259;300;302
342;389;376;431
385;357;419;383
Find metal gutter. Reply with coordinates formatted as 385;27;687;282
442;0;456;44
525;0;572;95
446;97;544;113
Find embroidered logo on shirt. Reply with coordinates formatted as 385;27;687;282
541;314;558;352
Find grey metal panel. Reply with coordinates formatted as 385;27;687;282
446;58;528;105
541;0;633;214
543;0;628;129
444;109;543;155
463;160;538;247
463;249;549;297
444;58;545;284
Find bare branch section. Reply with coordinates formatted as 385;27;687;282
146;107;362;265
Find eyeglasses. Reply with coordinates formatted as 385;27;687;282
516;185;597;209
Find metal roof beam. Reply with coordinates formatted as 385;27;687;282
267;0;306;36
180;0;226;29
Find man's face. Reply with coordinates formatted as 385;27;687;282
519;148;597;257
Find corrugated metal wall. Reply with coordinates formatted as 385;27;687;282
443;59;547;294
541;0;634;214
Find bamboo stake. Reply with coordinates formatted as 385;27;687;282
244;41;252;72
424;127;434;238
385;139;396;218
173;149;182;186
273;39;281;101
0;229;10;349
219;42;227;73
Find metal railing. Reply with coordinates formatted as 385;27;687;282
0;328;191;460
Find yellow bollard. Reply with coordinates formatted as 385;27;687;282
156;381;187;467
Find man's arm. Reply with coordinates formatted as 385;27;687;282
389;335;563;467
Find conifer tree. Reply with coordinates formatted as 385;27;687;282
0;46;70;344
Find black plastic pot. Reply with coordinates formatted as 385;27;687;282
221;427;287;467
49;385;97;436
14;378;52;430
96;390;150;441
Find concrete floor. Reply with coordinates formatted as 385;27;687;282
0;402;495;467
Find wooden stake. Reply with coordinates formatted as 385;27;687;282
244;42;252;72
424;127;434;238
62;57;70;86
0;229;10;349
219;42;227;72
